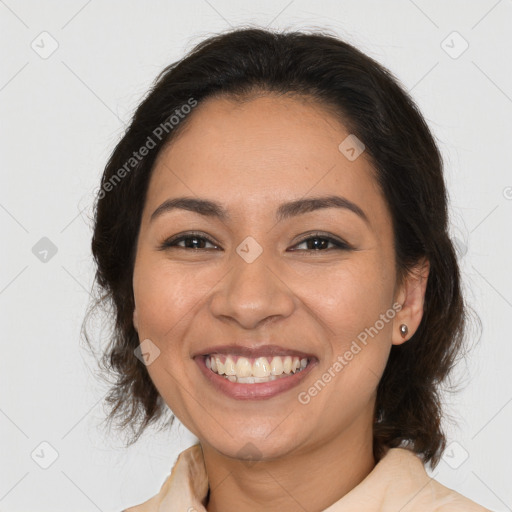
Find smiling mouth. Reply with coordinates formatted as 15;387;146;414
204;354;311;384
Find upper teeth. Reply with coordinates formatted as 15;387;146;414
206;354;308;378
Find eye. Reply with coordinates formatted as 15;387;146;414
158;231;351;252
289;232;351;252
158;232;220;251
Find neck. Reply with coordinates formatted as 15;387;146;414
202;413;376;512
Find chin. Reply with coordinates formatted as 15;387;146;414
202;430;306;463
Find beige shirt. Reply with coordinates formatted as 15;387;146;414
124;443;492;511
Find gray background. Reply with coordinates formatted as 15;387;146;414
1;1;511;510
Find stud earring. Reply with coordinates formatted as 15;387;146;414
399;324;408;337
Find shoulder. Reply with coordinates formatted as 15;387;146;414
379;448;491;511
428;478;492;511
121;493;160;512
120;444;207;512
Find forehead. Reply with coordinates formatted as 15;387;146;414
146;94;389;228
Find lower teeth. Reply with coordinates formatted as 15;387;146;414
220;368;304;384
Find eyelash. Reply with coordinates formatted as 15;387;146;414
158;231;351;252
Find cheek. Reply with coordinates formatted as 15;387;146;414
301;255;395;338
133;259;210;339
300;255;395;404
132;259;208;422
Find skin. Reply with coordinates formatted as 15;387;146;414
131;93;429;512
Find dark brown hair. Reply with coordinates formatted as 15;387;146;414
83;27;478;468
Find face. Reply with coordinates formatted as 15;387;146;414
131;94;427;461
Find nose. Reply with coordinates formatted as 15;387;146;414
209;250;296;330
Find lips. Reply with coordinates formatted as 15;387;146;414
193;343;318;400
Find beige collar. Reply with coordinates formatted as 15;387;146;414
125;443;490;511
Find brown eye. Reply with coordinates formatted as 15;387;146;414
290;233;350;252
159;232;220;250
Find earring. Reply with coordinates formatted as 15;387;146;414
399;324;408;338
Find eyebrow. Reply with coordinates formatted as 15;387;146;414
150;195;370;226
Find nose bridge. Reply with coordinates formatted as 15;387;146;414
209;241;295;329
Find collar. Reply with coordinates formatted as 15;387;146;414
126;443;489;511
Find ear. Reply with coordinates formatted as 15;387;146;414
133;306;139;333
392;257;429;346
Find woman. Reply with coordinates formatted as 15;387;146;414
86;28;491;511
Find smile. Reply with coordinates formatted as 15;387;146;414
195;352;317;400
206;354;309;383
